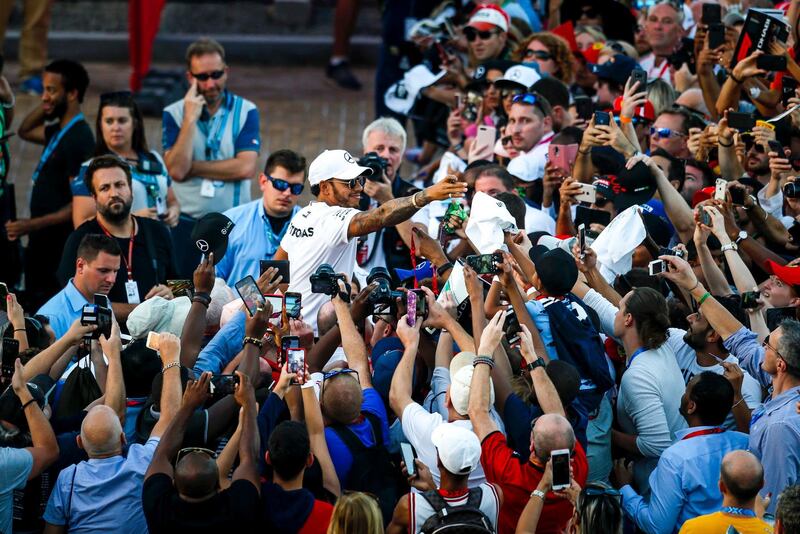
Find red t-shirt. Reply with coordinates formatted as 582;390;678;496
298;500;334;534
480;431;588;534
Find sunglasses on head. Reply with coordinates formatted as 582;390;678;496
191;69;225;81
650;127;686;139
176;447;216;465
582;487;622;502
332;176;366;189
464;27;499;42
525;49;553;61
512;93;548;114
323;367;360;382
268;175;304;195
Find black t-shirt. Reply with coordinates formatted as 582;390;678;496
143;473;259;534
57;216;178;304
30;119;94;217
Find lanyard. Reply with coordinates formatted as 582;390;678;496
721;507;757;518
408;234;438;295
33;113;84;182
681;427;724;440
536;132;555;148
97;218;136;281
626;347;646;369
199;94;233;160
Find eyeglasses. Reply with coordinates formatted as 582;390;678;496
525;49;553;61
268;175;304;195
176;447;216;464
100;90;134;104
650;127;687;139
191;70;225;81
464;27;499;42
332;176;366;189
762;336;783;358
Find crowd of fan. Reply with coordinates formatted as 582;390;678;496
3;0;800;532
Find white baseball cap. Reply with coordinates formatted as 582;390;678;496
431;423;482;475
307;149;373;187
494;65;541;92
385;65;447;115
449;351;494;416
468;5;509;32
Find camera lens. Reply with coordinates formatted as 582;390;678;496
784;182;800;199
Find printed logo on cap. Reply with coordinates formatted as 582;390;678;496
475;66;486;79
343;152;355;164
196;240;210;252
221;221;233;236
510;69;522;80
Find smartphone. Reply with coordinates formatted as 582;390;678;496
727;112;755;132
578;224;586;260
703;3;721;24
263;294;284;319
94;293;110;309
741;290;761;309
406;290;417;326
0;282;8;301
729;187;746;205
783;77;798;106
209;374;239;396
400;442;417;476
630;68;647;91
756;55;787;72
575;206;611;228
548;143;579;174
234;275;266;317
649;259;667;275
505;308;521;344
411;289;428;319
658;246;685;259
281;335;300;353
475;125;497;153
699;206;713;227
575;183;597;204
594;111;610;126
715;178;728;201
284;292;302;319
574;96;593;121
708;23;725;49
166;279;193;299
767;140;783;156
767;307;797;331
286;348;305;385
551;448;571;491
260;260;290;284
1;338;19;382
465;253;503;275
455;93;463;110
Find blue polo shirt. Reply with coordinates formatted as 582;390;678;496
37;279;90;339
215;199;299;284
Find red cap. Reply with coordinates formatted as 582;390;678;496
764;260;800;287
692;186;715;207
581;42;604;65
468;4;509;32
612;96;655;121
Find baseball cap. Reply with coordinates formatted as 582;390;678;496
307;149;373;187
466;60;518;92
0;374;56;429
590;54;639;86
593;162;656;212
449;351;494;416
494;65;541;92
431;423;482;475
191;212;234;264
612;95;656;122
468;4;509;32
764;260;800;287
395;260;434;284
530;246;579;296
385;65;447;115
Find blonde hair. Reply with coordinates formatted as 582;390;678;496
575;24;607;44
327;492;383;534
646;78;677;116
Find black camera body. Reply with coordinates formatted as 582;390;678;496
80;304;112;340
366;267;403;315
310;264;347;296
666;37;696;74
358;152;388;181
784;182;800;199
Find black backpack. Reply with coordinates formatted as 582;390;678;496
419;486;494;533
329;411;406;525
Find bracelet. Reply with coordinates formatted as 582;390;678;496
14;328;26;333
1;94;15;109
162;361;181;373
530;489;547;501
437;262;454;276
730;72;743;85
411;192;423;209
473;356;495;369
718;139;734;147
732;397;745;409
578;147;591;155
689;281;700;292
698;292;712;307
243;336;264;349
619;115;632;124
192;292;211;308
21;398;37;410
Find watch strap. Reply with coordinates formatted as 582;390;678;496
526;357;546;372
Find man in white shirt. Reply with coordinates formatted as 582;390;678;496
639;2;685;85
506;92;555;184
273;149;467;334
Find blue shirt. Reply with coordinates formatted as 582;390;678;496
621;426;749;534
37;279;90;339
215;199;299;284
194;311;246;377
524;299;557;362
44;437;160;532
0;447;33;534
723;327;772;388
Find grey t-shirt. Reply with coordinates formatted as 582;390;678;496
0;447;33;534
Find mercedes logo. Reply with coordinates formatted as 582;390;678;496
343;152;355;164
196;240;210;252
475;66;486;79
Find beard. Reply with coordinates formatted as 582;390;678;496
98;197;132;224
683;328;707;351
44;97;68;121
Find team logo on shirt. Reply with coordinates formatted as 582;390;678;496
288;224;314;238
196;240;210;252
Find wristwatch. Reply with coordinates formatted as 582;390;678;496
526;357;546;372
734;230;748;245
721;242;738;253
530;489;547;501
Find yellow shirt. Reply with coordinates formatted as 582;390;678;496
679;511;773;534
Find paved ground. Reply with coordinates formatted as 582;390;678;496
4;60;380;215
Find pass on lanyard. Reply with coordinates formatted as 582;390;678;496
32;113;84;181
97;218;140;304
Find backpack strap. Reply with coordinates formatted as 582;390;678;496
421;489;449;515
465;486;484;509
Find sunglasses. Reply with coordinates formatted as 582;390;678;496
501;135;513;145
176;447;216;464
191;70;225;81
464;27;499;42
333;176;366;189
501;88;524;99
268;175;304;195
100;90;134;104
525;49;553;61
323;368;360;382
650;127;686;139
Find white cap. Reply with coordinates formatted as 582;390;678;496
431;423;482;475
494;65;541;92
468;5;509;32
449;351;494;416
308;149;372;187
507;152;545;182
385;65;447;115
126;296;192;339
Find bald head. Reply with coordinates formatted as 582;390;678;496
531;413;576;462
175;452;219;499
321;374;363;424
674;88;709;116
80;405;124;458
317;301;338;337
720;450;764;503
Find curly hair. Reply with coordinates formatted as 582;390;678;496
513;32;575;85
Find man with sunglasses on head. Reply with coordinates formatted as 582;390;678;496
506;91;555;184
215;149;306;285
273;148;466;335
162;38;260;221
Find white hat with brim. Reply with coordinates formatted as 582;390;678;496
308;149;373;187
385;65;447;115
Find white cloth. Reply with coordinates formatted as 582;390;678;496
506;137;551;182
758;187;796;229
524;204;556;234
280;201;360;334
385;65;447;115
433;151;467;184
591;205;646;277
465;192;517;254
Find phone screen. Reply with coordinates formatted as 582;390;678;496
234;276;266;317
286;348;305;384
94;293;110;309
578;224;586;259
284;292;302;319
1;338;20;381
406;290;417;326
166;280;193;298
264;294;284;318
551;449;571;490
400;442;417;476
649;259;666;275
281;336;300;351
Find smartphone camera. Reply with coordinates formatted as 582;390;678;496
81;304;112;340
648;259;667;276
741;290;761;309
465;253;503;275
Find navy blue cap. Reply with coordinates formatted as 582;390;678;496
590;54;639;86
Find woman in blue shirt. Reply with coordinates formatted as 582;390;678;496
71;91;180;227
